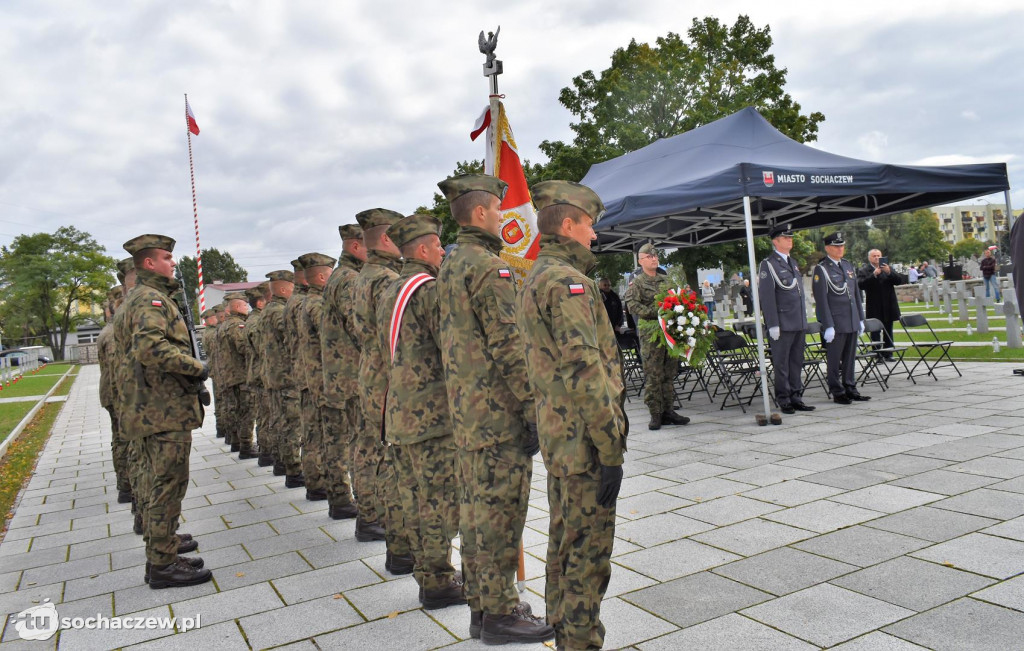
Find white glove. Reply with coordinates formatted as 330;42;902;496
824;327;835;343
859;320;865;335
769;327;780;341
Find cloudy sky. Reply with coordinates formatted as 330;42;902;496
2;0;1021;278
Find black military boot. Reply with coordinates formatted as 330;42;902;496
117;489;133;504
145;556;205;584
257;453;275;467
239;446;259;460
648;413;662;430
230;442;240;453
133;513;144;535
148;557;213;589
177;538;199;554
306;488;328;501
662;410;690;426
386;551;414;576
481;602;556;645
215;430;225;439
285;473;306;488
469;610;483;639
421;578;467;610
355;517;386;542
272;461;286;476
328;503;358;520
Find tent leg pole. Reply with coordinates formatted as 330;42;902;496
743;196;773;421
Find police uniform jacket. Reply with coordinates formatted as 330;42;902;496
758;251;807;332
813;257;864;333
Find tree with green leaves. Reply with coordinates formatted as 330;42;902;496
951;238;986;260
0;226;116;359
178;248;249;313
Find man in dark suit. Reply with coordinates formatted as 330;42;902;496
758;224;814;414
857;249;906;360
814;232;869;405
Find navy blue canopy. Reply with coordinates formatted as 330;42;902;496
583;107;1010;253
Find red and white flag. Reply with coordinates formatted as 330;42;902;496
472;101;539;277
186;99;200;136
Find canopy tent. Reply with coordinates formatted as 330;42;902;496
582;107;1011;420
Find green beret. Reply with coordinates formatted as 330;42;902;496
298;252;337;269
338;224;363;240
266;270;294;282
355;208;404;230
123;234;176;255
531;181;606;224
290;258;304;272
388;214;441;248
638;243;658;256
437;174;508;203
223;291;247;302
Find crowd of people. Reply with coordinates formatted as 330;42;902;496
97;176;627;650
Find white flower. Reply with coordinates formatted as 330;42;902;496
676;325;685;333
703;320;710;327
685;327;695;336
691;316;700;326
666;318;674;326
674;305;685;314
687;337;697;347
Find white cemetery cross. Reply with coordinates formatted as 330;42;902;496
970;286;995;334
941;281;953;315
1003;296;1022;349
955;281;970;322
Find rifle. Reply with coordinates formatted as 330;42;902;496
174;267;212;406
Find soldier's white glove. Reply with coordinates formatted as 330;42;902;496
824;327;835;343
768;327;780;341
859;320;865;335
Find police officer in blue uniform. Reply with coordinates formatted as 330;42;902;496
812;232;870;405
758;224;814;414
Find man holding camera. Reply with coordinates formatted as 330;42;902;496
857;248;906;360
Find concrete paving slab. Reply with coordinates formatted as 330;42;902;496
930;488;1024;520
622;571;771;628
889;469;1004;495
614;513;714;548
911;533;1024;579
794;526;930;567
832;556;996;611
712;547;858;596
864;506;998;543
971;574;1024;611
762;500;885;533
614;539;740;582
829;631;930;650
829;484;945;513
883;598;1024;650
238;593;364;649
690;518;814;556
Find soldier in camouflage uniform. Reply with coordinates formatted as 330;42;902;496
624;243;688;431
351;208;412;566
516;182;627;650
245;283;274;466
121;234;210;589
298;252;336;502
216;292;253;455
378;214;465;609
436;174;553;643
281;260;308;488
99;285;133;504
208;302;228;440
321;224;366;521
259;270;295;478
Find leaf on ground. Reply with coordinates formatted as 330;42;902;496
629;509;638;514
236;572;245;577
386;611;399;619
942;562;955;567
543;641;556;648
333;593;343;599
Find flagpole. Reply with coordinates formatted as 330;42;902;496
184;93;206;316
481;28;502;175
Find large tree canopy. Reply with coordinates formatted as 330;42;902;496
0;226;115;359
178;248;248;314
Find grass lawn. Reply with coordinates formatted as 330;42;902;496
0;403;36;442
50;370;78;397
34;362;76;376
0;401;63;537
0;371;68;398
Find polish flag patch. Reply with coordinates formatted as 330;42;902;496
151;300;163;307
568;283;585;295
498;269;511;278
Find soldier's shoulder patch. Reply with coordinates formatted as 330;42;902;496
151;300;163;307
814;274;819;282
498;268;512;278
238;324;245;328
759;270;768;279
567;283;586;296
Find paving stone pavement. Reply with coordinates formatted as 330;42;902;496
1;362;1023;649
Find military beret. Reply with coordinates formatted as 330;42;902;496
266;270;294;282
437;174;508;203
769;224;795;239
355;208;404;230
823;231;846;246
531;181;606;223
223;291;248;302
638;243;658;256
298;252;337;269
387;214;441;248
338;224;363;240
291;258;304;272
123;234;176;255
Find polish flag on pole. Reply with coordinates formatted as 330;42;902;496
186;99;200;136
471;101;539;277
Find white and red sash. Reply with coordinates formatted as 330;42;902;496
388;273;434;361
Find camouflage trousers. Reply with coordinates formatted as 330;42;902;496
251;385;270;454
218;384;242;447
279;392;304;476
351;400;384;524
392;436;459;590
212;382;227;438
546;471;616;651
458;442;531;614
365;410;411;556
128;437;146;520
264;389;286;464
299;390;324;491
106;406;131;493
236;386;255;451
320;405;354;507
639;335;679;418
141;431;192;566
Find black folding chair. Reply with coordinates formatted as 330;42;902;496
899;314;962;383
617;331;645;399
708;331;764;412
801;322;830;397
856;318;909;390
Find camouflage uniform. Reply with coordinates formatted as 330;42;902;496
122;265;205;567
260;293;298;474
437;225;534;616
321;244;363;512
282;279;309;478
518;232;626;650
98;317;131;496
624;270;679;420
112;285;147;527
216;304;251;451
352;243;410;555
207;308;227;440
379;239;458;592
244;292;268;458
298;252;336;497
